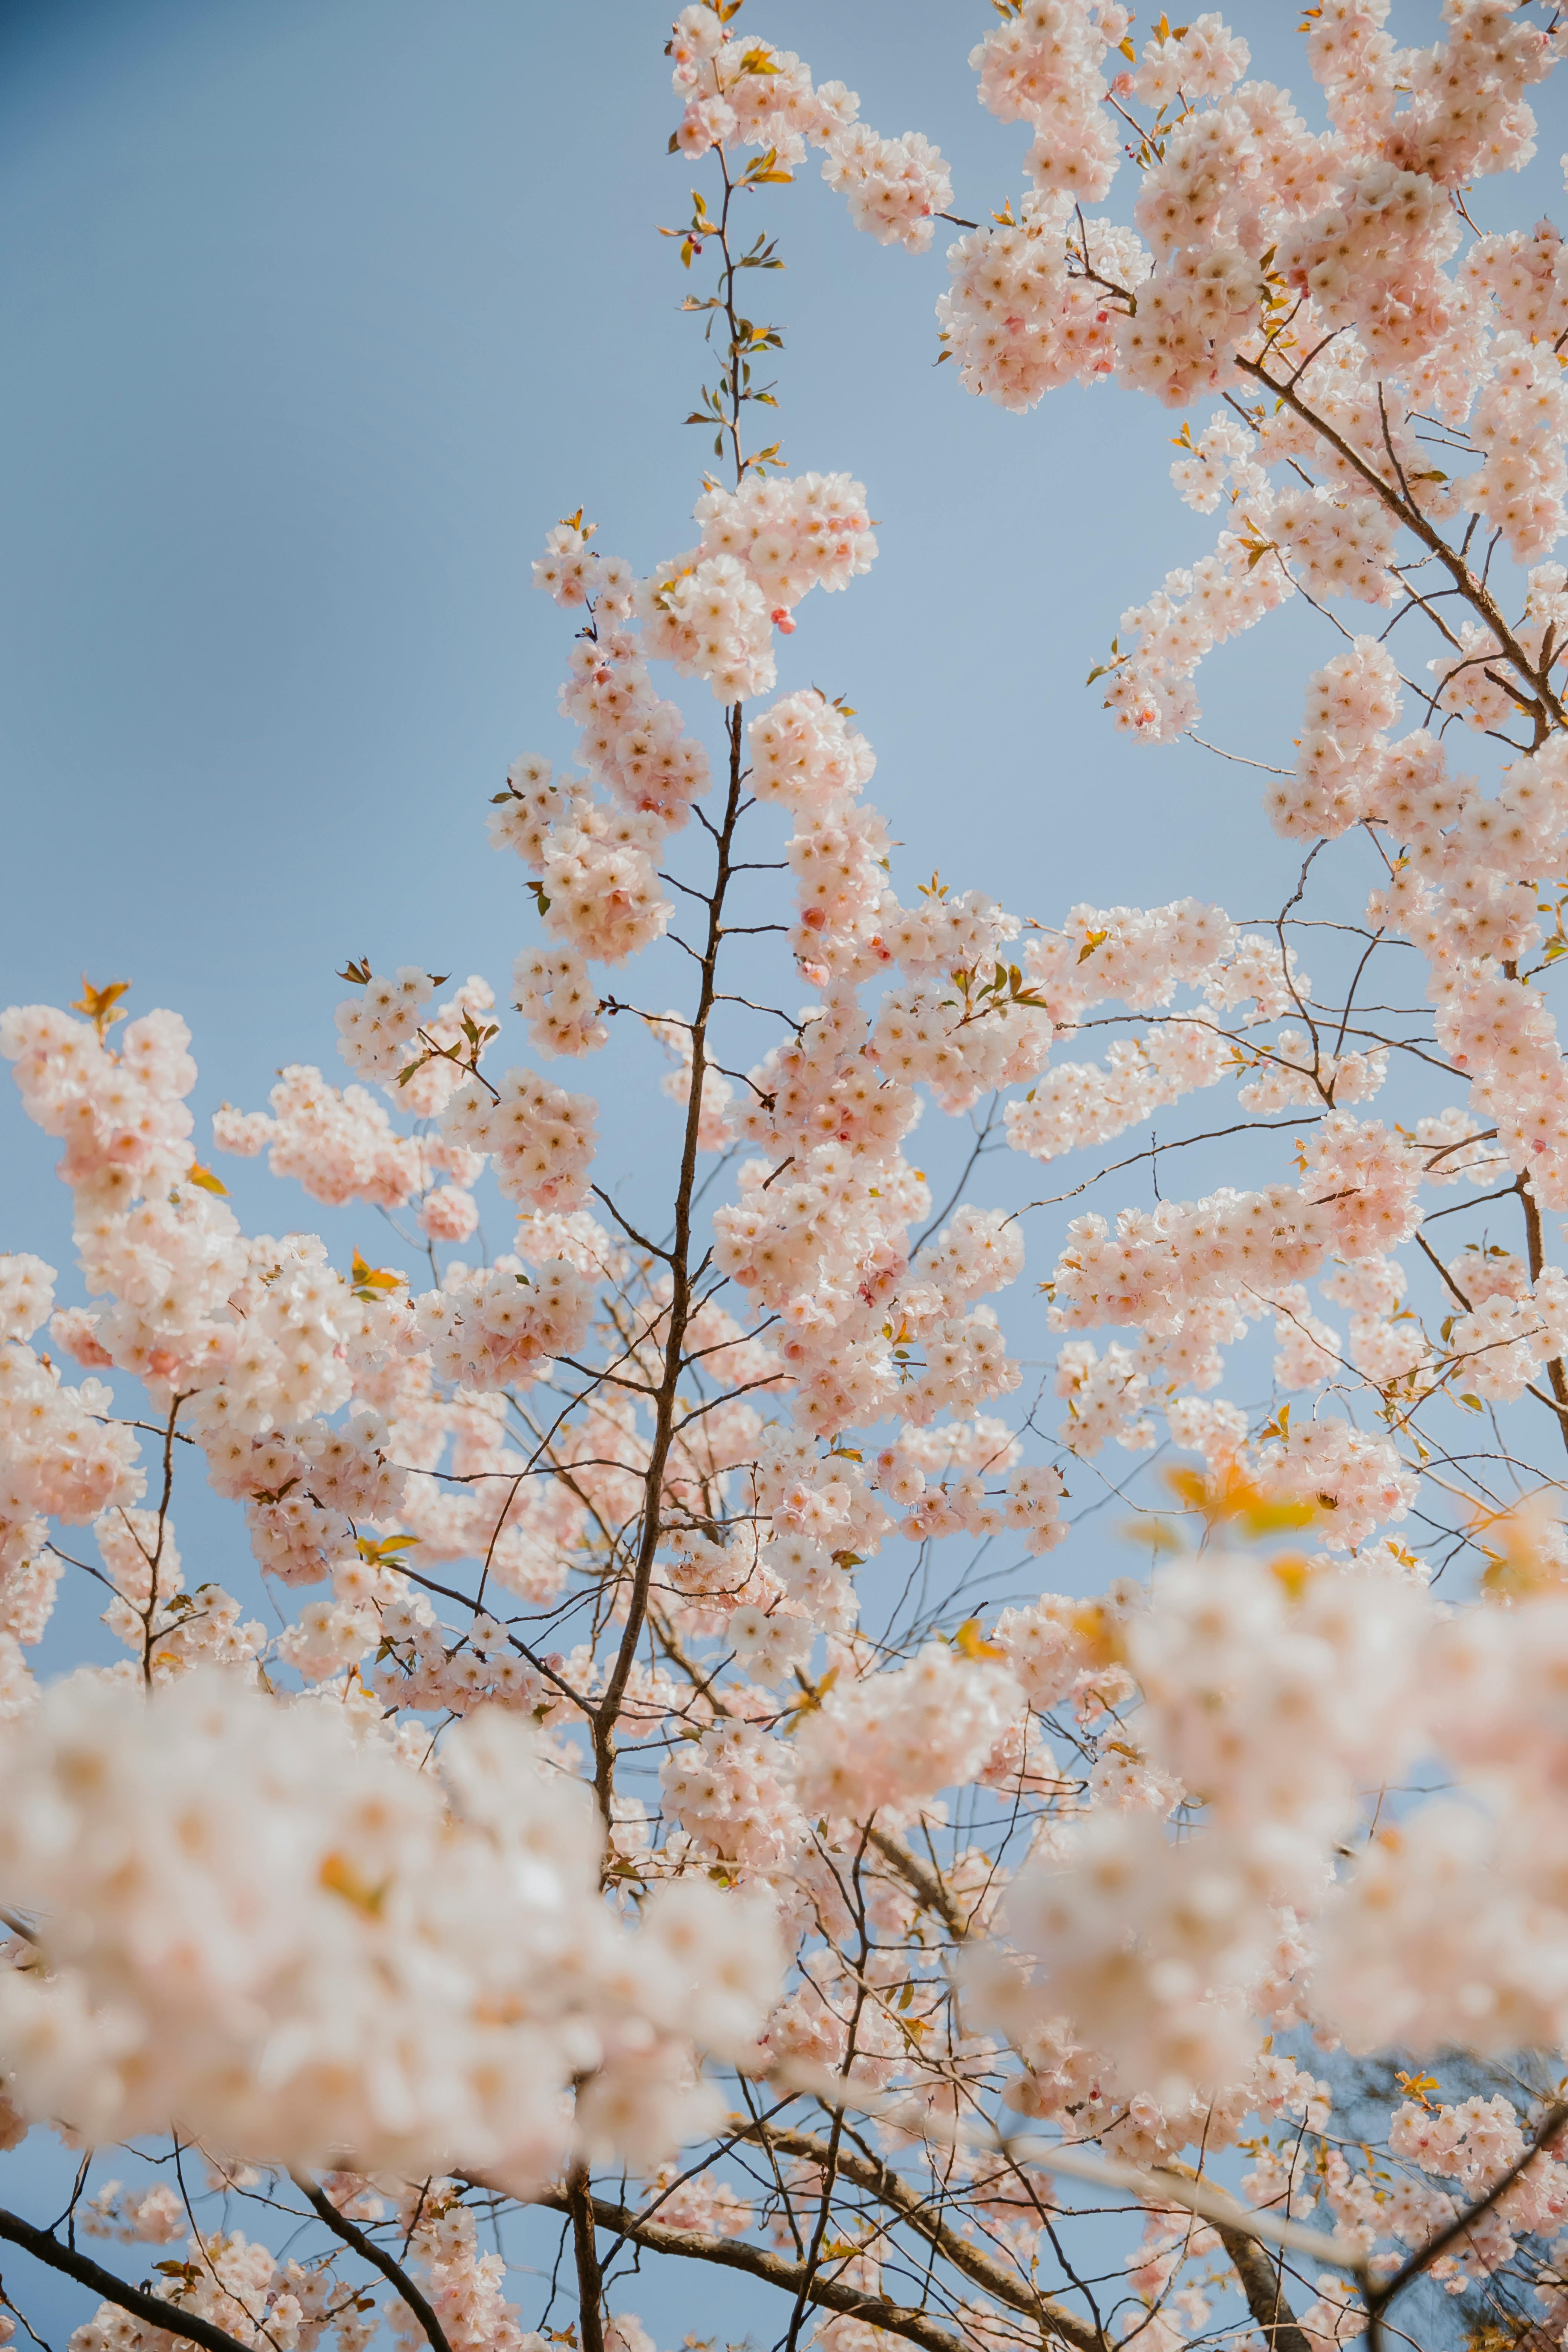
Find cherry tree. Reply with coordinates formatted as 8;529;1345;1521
4;9;1568;2352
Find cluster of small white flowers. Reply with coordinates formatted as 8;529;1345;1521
215;1066;428;1209
530;517;635;613
81;2180;186;2244
1102;527;1294;739
970;0;1129;204
1269;484;1402;605
971;1550;1431;2108
1275;164;1460;371
1236;1029;1387;1112
1027;897;1241;1018
0;1673;781;2176
367;1594;547;1716
793;1644;1024;1825
0;1334;139;1688
1169;410;1269;514
332;969;499;1125
1005;1022;1227;1162
893;1452;1067;1556
749;689;876;806
69;2225;367;2352
668;15;947;252
670;19;841;161
1315;1585;1568;2062
2;1003;197;1216
95;1506;265;1681
1132;12;1252;108
661;1719;807;1876
1267;635;1404;840
753;1421;893;1555
1465;218;1568;346
1115;247;1264;411
938;197;1149;410
556;634;711;828
1461;329;1568;560
540;792;671;965
820;125;952;254
1049;1115;1421;1336
0;1253;54;1345
511;941;607;1059
636;550;775;702
694;471;877;630
1377;1;1554;188
441;1068;597;1212
333;965;438;1085
414;1256;594;1389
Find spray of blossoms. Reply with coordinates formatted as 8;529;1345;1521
6;11;1568;2352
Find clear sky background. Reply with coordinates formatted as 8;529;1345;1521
0;0;1564;2341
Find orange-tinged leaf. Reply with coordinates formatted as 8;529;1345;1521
357;1532;417;1564
953;1618;1005;1661
1269;1552;1315;1599
186;1162;228;1196
351;1249;404;1300
71;976;130;1038
318;1851;387;1917
1167;1462;1319;1534
1068;1601;1125;1669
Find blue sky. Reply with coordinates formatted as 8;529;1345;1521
1;0;1565;2340
2;0;1557;1269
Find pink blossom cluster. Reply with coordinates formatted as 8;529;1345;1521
667;15;949;253
7;9;1568;2343
414;1256;594;1389
2;1002;197;1216
792;1643;1024;1826
685;472;878;635
70;2223;378;2352
969;0;1131;206
0;1672;780;2175
216;1066;433;1210
441;1067;597;1213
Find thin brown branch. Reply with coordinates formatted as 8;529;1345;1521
865;1825;971;1942
1366;2101;1568;2352
288;2176;451;2352
737;2119;1107;2352
0;2207;256;2352
530;2188;974;2352
1516;1170;1568;1461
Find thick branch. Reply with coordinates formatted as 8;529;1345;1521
1139;2130;1312;2349
592;703;747;1827
1516;1173;1568;1461
1211;2227;1312;2352
1367;2100;1568;2351
567;2165;606;2352
865;1826;970;1942
0;2206;256;2352
530;2188;978;2352
738;2119;1107;2352
1236;356;1565;733
288;2176;450;2352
